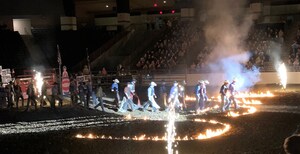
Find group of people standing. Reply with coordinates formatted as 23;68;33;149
0;76;241;113
0;79;63;111
110;79;187;113
111;79;144;112
109;78;241;113
219;79;240;112
0;81;24;110
69;79;105;112
195;79;240;113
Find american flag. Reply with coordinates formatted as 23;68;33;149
57;45;62;65
86;48;90;63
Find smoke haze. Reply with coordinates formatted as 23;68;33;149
203;0;260;90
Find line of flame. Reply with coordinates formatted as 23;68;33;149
185;91;274;102
226;105;257;117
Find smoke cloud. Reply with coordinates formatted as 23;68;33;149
269;41;283;69
203;0;260;90
269;41;286;88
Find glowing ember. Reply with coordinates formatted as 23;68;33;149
34;71;43;96
143;116;149;121
88;133;96;139
235;91;274;98
278;63;287;89
195;105;219;114
237;98;262;105
125;114;132;120
76;134;84;138
247;106;257;113
226;106;257;117
185;95;196;101
196;124;230;139
227;111;240;117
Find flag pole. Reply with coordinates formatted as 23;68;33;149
57;44;62;95
86;48;92;85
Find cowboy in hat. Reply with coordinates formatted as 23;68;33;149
167;81;181;111
143;81;160;112
220;80;229;112
111;79;120;107
130;78;141;106
227;78;240;110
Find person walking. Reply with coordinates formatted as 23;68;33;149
69;78;78;105
94;84;105;112
111;79;120;108
40;80;50;107
85;80;94;108
51;82;63;108
159;80;168;109
130;79;141;106
25;80;37;111
6;81;15;109
78;82;86;106
228;79;240;110
220;80;229;112
167;81;181;111
195;80;202;112
143;82;160;112
118;82;138;112
179;80;187;110
14;81;24;109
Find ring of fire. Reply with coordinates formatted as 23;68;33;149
75;118;230;141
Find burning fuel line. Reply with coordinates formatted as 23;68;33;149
75;118;230;141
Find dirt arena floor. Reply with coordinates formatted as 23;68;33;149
0;84;299;154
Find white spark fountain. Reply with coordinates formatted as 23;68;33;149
278;63;287;89
34;71;43;96
166;102;177;154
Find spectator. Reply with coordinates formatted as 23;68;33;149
101;67;107;76
82;65;90;75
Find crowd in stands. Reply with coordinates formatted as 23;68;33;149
189;46;211;72
245;26;284;69
190;25;285;72
287;25;300;70
136;20;201;71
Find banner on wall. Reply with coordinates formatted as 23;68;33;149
0;66;12;85
62;66;70;95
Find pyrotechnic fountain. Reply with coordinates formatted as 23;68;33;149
34;71;43;96
166;102;177;154
278;63;287;89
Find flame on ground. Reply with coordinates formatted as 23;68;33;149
75;119;231;141
185;95;196;101
195;105;219;114
185;91;274;102
125;114;132;120
226;106;257;117
236;98;262;105
235;91;274;98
